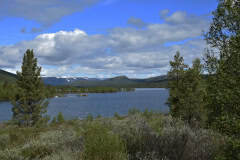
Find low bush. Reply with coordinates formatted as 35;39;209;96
111;115;158;159
153;116;225;160
82;122;127;160
0;114;225;160
142;109;154;119
57;112;65;123
86;114;94;121
51;117;57;124
216;137;240;160
20;141;52;159
128;108;141;116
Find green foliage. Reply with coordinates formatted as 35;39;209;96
21;143;52;159
218;138;240;160
88;87;119;93
0;81;57;102
82;122;127;160
0;122;84;160
177;58;207;126
96;115;102;119
156;117;223;160
114;112;120;118
148;115;163;134
166;51;188;118
43;85;57;98
167;52;207;125
204;0;240;158
56;86;121;94
51;117;57;124
115;115;156;159
0;114;224;160
142;109;153;120
0;82;17;101
57;112;65;123
114;112;125;120
86;114;94;121
128;108;141;116
11;49;48;126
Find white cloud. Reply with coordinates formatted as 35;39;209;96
160;9;170;19
127;17;147;27
165;11;187;24
0;11;209;78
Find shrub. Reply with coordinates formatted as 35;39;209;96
216;137;240;160
86;114;93;121
0;148;23;160
0;133;9;150
8;127;41;146
51;117;57;124
35;116;50;128
111;115;224;160
142;109;153;119
83;122;127;160
154;117;225;160
112;115;158;159
128;108;141;116
57;112;65;123
20;142;52;159
114;112;120;118
148;116;163;135
96;115;102;119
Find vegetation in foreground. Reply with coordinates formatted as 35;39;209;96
0;111;224;160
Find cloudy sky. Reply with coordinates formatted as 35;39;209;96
0;0;217;78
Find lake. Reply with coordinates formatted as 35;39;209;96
0;88;169;122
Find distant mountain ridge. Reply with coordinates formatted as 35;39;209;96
69;75;169;88
41;77;102;86
0;69;169;88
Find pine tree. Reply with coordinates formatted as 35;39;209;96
177;58;207;126
11;49;48;126
166;51;188;118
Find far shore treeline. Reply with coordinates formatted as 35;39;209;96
0;82;135;102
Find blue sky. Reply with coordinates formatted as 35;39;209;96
0;0;217;78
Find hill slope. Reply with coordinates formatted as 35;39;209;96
70;75;169;88
0;69;17;83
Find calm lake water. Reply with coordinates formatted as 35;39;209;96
0;88;169;122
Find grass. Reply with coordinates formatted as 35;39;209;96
0;111;225;160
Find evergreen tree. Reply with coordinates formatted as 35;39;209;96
166;51;188;118
204;0;240;158
11;49;48;126
177;58;207;126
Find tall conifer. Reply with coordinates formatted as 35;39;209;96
178;58;207;126
166;51;188;118
11;49;48;126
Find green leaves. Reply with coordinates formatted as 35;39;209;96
167;52;207;126
204;0;240;158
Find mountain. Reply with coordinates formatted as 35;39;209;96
0;69;17;83
70;75;169;88
0;69;169;88
42;77;103;86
